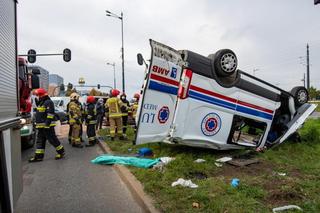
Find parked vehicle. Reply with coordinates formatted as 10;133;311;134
135;40;317;150
18;57;40;148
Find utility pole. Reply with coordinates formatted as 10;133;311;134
306;44;310;90
301;73;306;87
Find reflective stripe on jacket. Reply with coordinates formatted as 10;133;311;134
106;97;123;118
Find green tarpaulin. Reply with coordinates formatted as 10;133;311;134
91;154;160;168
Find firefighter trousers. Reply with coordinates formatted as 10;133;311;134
122;115;128;134
71;124;81;145
109;117;123;138
34;127;64;158
87;124;96;145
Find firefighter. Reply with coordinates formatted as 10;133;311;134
132;93;140;133
105;89;124;141
68;92;83;148
120;93;130;139
85;96;97;147
29;88;65;162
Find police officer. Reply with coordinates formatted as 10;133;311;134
105;89;124;141
85;96;97;147
29;88;65;162
68;93;83;148
96;98;105;130
120;93;130;139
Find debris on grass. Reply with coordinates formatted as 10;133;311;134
216;157;232;163
171;178;198;188
277;172;286;176
138;147;153;157
231;178;240;188
272;205;302;212
227;158;260;167
160;157;175;164
192;202;200;208
215;162;223;167
194;158;206;163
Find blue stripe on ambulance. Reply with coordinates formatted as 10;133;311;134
148;80;178;95
189;90;273;121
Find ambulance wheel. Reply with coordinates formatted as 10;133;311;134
214;49;238;77
291;86;308;106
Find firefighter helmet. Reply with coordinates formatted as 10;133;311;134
111;89;120;97
87;96;95;103
134;93;140;99
70;92;80;101
34;88;47;97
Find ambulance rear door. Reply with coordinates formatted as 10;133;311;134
134;40;185;145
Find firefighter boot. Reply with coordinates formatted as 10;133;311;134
119;136;125;140
29;153;44;163
55;145;65;160
72;143;83;148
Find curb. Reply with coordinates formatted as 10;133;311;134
97;138;160;213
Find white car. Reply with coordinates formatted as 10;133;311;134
134;40;317;150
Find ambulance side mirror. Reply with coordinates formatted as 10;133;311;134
31;68;40;75
137;53;144;66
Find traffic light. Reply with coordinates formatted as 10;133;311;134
97;84;100;89
63;48;71;62
27;49;36;63
315;0;320;5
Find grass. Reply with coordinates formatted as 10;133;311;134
98;119;320;212
310;101;320;112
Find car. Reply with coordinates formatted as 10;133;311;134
134;40;317;150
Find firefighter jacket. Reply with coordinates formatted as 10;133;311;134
132;102;139;119
106;97;123;118
85;103;97;125
68;101;82;125
120;99;130;116
35;96;56;128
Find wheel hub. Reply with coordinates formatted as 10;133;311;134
220;53;237;73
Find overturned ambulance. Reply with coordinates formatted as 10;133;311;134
134;40;317;150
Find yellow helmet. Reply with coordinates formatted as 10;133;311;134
70;92;80;101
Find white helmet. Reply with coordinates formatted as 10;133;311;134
70;92;80;101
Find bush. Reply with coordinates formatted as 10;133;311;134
300;119;320;143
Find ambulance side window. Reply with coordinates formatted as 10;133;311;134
229;115;267;146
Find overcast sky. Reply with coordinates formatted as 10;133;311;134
17;0;320;97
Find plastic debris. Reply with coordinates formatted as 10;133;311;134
277;172;286;176
160;157;175;164
128;148;132;152
171;178;198;188
216;157;232;163
215;162;223;167
194;159;206;163
272;205;302;212
192;202;200;208
138;147;153;157
231;178;240;188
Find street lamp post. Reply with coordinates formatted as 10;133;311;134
107;62;116;89
106;10;125;93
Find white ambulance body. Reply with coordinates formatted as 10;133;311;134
135;40;317;150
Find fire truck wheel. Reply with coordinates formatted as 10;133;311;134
214;49;238;77
291;86;308;106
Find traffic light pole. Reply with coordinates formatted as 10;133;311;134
306;44;310;90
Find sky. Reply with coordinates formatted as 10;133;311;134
17;0;320;97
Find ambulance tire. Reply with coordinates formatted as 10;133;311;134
291;86;308;107
214;49;238;77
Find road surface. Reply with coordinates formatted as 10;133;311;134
15;125;143;213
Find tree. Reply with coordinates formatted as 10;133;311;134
308;86;318;100
89;88;101;96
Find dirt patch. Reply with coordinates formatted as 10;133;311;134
214;160;274;178
265;189;305;206
187;171;208;180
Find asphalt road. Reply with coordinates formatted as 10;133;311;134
310;111;320;119
15;125;143;213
